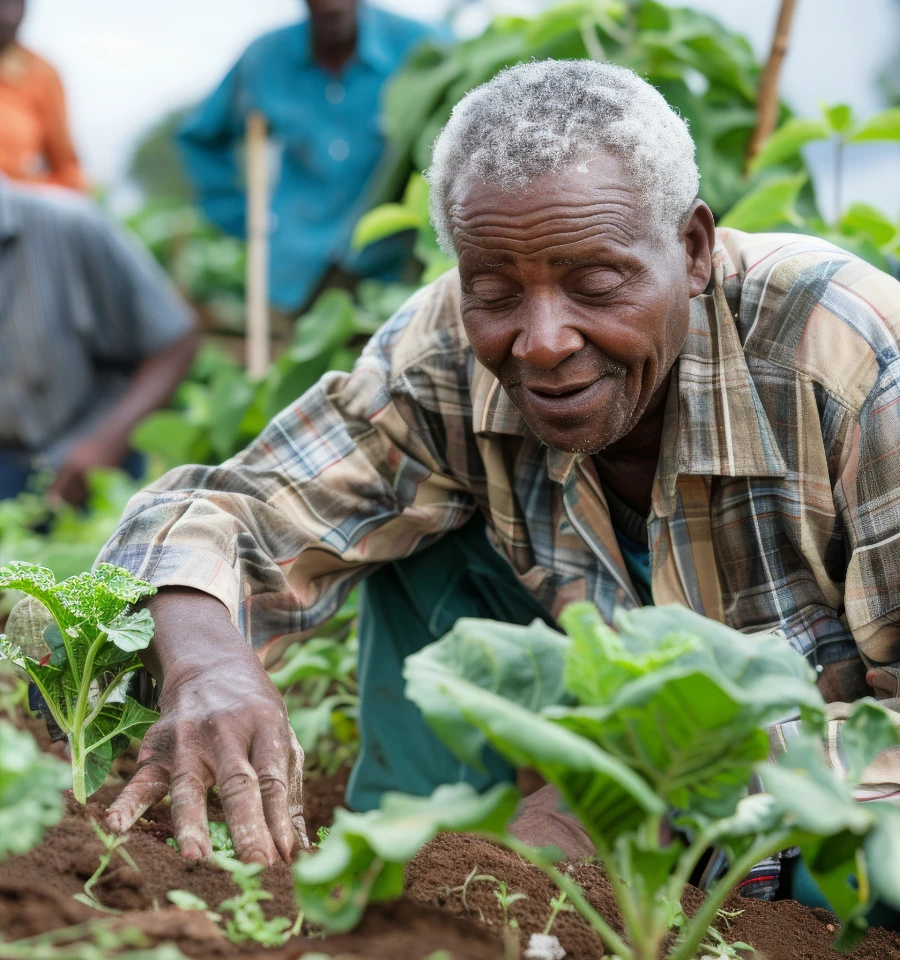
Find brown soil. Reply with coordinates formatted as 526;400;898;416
1;773;898;960
405;833;900;960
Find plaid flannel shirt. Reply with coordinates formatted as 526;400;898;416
101;229;900;680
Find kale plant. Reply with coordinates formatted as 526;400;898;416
0;562;159;803
295;603;900;958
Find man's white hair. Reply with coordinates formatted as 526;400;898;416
426;59;700;254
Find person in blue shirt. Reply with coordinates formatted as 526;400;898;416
178;0;442;313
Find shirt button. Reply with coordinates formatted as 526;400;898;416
329;139;350;162
325;82;345;104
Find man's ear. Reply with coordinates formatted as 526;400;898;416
681;201;716;298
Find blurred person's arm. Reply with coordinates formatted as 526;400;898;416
177;60;248;237
39;60;87;192
48;207;198;504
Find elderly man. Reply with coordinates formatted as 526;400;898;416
101;61;899;868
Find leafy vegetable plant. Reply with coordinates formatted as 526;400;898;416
0;719;69;859
296;603;900;959
0;562;159;803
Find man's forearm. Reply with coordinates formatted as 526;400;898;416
98;331;199;446
141;586;249;683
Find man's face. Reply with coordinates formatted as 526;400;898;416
0;0;24;52
453;154;711;455
305;0;357;47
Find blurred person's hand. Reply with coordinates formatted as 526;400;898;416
105;587;308;864
48;430;130;505
867;667;900;701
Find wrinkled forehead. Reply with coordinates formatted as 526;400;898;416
446;157;660;259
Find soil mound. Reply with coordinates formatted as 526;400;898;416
405;831;900;960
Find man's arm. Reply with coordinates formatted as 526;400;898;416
839;352;900;699
48;330;198;504
177;60;248;238
98;275;474;860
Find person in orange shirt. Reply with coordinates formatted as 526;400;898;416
0;0;86;191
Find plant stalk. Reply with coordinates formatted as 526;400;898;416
488;833;634;960
745;0;799;167
667;833;790;960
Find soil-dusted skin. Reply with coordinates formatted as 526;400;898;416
1;774;898;960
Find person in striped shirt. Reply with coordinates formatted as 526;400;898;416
99;62;899;891
0;181;198;504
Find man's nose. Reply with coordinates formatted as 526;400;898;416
511;295;585;370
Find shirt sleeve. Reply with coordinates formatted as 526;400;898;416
98;277;476;654
38;61;87;192
177;58;248;238
73;205;195;364
840;354;900;674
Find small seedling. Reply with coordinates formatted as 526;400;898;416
0;562;159;803
166;820;234;857
461;873;527;928
316;825;331;845
74;820;139;913
214;853;293;946
542;892;575;936
696;927;755;960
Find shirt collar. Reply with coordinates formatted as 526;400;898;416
0;180;22;242
299;3;395;75
470;233;787;501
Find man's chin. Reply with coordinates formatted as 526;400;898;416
525;418;624;457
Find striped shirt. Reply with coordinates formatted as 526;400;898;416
100;230;900;680
0;182;193;466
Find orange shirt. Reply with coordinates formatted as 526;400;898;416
0;43;86;191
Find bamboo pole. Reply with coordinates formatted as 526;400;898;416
245;110;270;379
745;0;800;168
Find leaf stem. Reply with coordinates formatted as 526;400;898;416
485;832;634;960
668;833;790;960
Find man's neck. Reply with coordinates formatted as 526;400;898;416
592;377;670;516
312;32;357;75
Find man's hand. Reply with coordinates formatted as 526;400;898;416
105;588;308;864
48;430;130;506
817;657;871;703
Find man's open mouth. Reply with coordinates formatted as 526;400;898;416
521;378;608;421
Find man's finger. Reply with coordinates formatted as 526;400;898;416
106;763;169;834
170;769;213;859
217;756;280;865
251;734;297;862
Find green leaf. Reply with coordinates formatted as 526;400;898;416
167;890;211;911
836;699;900;786
749;118;829;173
52;564;155;625
839;203;898;249
419;672;664;847
404;616;572;771
848;106;900;142
0;720;70;859
352;204;422;251
98;607;155;652
131;410;209;471
823;103;854;135
294;782;519;933
719;173;808;232
864;804;900;910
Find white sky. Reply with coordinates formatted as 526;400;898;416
19;0;900;220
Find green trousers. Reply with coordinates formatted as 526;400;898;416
345;514;552;812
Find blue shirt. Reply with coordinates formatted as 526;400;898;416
178;5;442;311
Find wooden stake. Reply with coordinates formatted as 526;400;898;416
745;0;800;168
246;110;270;379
